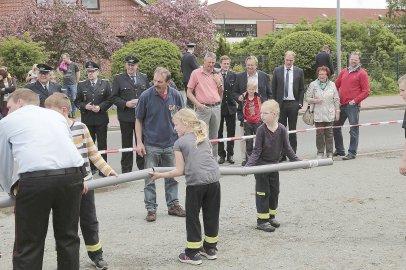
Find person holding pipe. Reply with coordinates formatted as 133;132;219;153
45;92;117;270
150;108;220;265
245;100;300;232
0;88;84;270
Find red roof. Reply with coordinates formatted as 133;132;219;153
209;1;387;23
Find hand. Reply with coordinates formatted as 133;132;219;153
196;103;207;111
109;170;118;177
213;73;223;85
91;105;100;113
85;102;93;110
349;100;356;105
136;142;146;157
238;91;246;102
335;112;340;121
148;171;162;180
400;162;406;176
313;99;322;104
126;99;137;108
82;183;89;194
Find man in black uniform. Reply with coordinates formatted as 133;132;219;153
315;45;335;77
181;43;199;108
75;61;113;176
111;56;149;173
217;55;237;164
25;64;62;107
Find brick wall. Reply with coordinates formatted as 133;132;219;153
0;0;139;37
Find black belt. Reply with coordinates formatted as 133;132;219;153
283;100;296;102
203;102;221;107
20;167;81;179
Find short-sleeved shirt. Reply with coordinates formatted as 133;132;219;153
174;133;220;186
135;86;184;148
187;67;221;104
63;62;79;85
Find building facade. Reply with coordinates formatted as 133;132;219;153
209;0;387;42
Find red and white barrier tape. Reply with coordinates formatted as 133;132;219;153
99;147;139;155
99;120;403;154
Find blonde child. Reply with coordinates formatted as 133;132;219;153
150;108;220;265
245;100;300;232
237;81;262;165
45;92;117;270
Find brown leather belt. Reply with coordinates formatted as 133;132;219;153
203;102;221;107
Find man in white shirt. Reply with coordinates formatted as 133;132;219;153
271;51;305;161
0;88;84;270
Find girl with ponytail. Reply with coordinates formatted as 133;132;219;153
150;108;221;265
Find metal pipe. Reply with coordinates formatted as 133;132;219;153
0;159;333;208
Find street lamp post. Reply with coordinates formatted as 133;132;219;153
336;0;342;72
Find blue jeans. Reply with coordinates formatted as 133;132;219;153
333;104;360;155
64;84;77;114
144;145;179;211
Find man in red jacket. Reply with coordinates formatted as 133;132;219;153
333;51;370;160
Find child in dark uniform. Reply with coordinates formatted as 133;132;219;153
245;100;300;232
150;108;221;265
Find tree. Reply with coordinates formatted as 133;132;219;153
385;0;406;42
0;0;122;67
111;38;183;88
268;31;336;83
126;0;216;56
231;28;298;73
0;34;49;82
215;34;231;59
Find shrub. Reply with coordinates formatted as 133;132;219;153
111;38;183;88
0;35;48;82
268;31;336;84
231;63;244;73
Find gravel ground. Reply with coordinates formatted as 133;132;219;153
1;153;406;270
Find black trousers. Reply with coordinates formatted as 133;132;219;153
185;182;221;256
13;171;83;270
80;190;103;259
243;122;261;161
279;100;299;154
87;124;108;172
255;172;280;224
218;113;236;158
119;121;144;173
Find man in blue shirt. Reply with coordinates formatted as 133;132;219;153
135;67;186;222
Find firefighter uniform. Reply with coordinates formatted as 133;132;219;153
75;62;113;175
110;56;149;173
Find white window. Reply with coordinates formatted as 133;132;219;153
36;0;99;10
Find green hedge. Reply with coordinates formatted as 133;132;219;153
268;31;336;83
111;38;183;88
0;35;48;82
